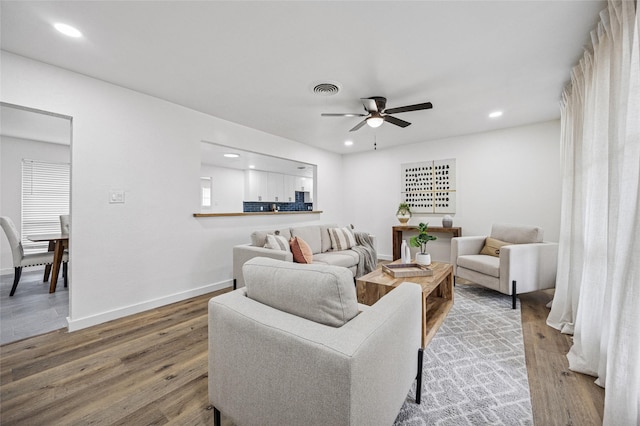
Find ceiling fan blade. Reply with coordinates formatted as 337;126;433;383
384;115;411;128
349;119;368;132
321;113;367;117
384;102;433;115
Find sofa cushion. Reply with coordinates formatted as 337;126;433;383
328;227;357;251
290;236;313;263
319;224;338;253
264;234;290;252
457;255;500;278
313;250;359;269
242;257;359;327
291;226;322;254
480;237;509;257
491;224;543;244
251;229;292;247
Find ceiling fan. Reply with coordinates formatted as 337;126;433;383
321;96;433;132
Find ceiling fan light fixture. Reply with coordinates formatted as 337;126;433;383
367;115;384;128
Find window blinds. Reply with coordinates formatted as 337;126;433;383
21;159;70;254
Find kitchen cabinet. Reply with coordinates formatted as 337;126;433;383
244;170;268;201
295;177;313;193
246;171;313;203
283;175;296;202
267;172;284;202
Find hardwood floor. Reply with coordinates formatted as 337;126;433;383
0;286;604;425
520;290;605;425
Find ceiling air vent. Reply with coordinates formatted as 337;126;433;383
312;82;341;96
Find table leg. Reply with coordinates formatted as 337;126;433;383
392;229;403;260
49;240;64;293
43;241;55;282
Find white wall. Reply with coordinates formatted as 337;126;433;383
1;51;345;330
199;164;244;213
0;135;71;273
342;120;562;261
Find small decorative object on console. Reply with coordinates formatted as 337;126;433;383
396;203;412;224
442;215;453;228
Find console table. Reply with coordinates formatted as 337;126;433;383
392;225;462;260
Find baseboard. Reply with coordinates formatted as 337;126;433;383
377;254;393;261
67;279;232;332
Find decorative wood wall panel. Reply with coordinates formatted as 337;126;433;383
401;159;456;213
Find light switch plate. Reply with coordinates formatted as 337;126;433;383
109;190;125;204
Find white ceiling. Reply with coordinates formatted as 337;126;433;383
0;1;604;154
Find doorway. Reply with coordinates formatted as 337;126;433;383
0;102;72;344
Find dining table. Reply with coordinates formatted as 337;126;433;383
27;233;69;293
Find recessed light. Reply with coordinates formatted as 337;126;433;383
223;153;240;158
344;140;353;146
489;111;503;118
248;165;255;169
54;23;83;38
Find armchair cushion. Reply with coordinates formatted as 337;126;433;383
491;223;543;244
457;254;500;278
480;237;509;257
242;257;359;327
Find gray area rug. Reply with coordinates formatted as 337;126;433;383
395;284;533;425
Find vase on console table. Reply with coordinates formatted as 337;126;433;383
442;215;453;228
396;203;412;224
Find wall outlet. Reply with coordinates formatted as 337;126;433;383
109;190;125;204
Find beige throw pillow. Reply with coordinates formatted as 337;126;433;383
328;227;357;251
480;237;510;257
264;234;290;252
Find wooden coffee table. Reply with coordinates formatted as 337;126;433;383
356;260;454;348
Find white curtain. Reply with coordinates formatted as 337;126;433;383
547;1;640;425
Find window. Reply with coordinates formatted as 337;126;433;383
21;159;70;254
201;177;212;208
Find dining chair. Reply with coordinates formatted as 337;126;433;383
0;216;68;296
60;214;70;236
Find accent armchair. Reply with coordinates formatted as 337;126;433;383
209;257;423;426
451;224;558;308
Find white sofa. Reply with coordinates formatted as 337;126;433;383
451;223;558;308
232;224;376;288
209;257;423;426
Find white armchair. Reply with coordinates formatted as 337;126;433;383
209;257;423;426
451;224;558;308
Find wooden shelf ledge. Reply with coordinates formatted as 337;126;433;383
193;211;323;217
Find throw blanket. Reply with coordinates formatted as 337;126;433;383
352;231;377;277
